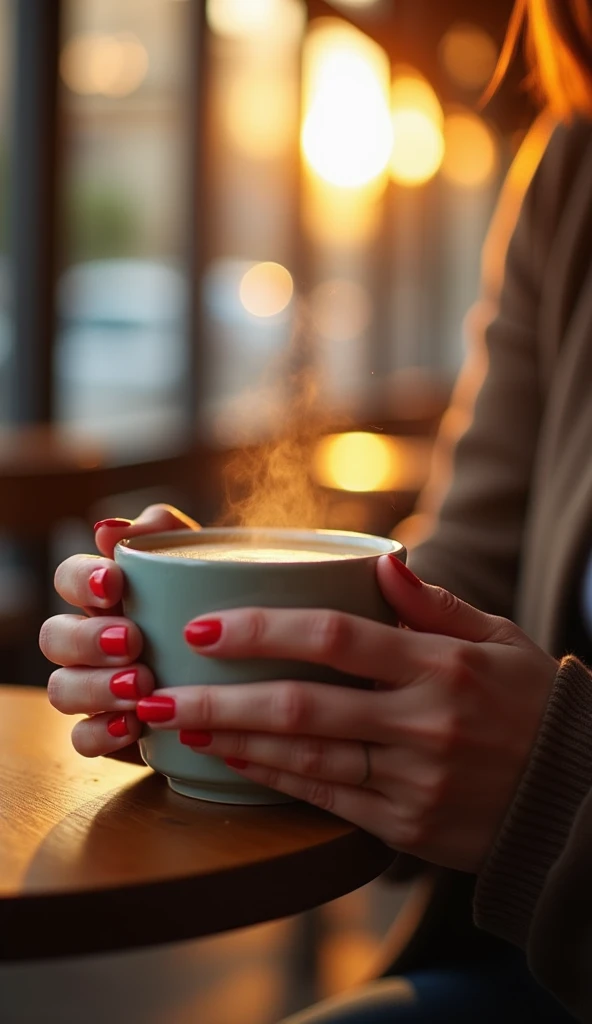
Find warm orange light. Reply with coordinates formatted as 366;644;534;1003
301;20;393;188
310;279;373;342
303;178;383;247
313;433;398;492
206;0;304;42
439;22;498;91
390;72;444;186
442;111;499;188
60;32;148;97
239;262;294;317
224;73;295;159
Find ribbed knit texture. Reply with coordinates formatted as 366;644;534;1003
474;656;592;948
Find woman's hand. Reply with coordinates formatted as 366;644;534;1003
134;556;558;873
39;504;199;757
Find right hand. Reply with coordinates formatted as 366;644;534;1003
39;504;200;757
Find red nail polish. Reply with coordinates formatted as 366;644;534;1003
94;518;132;531
107;713;129;738
388;554;422;588
179;730;212;747
225;757;249;770
136;696;176;723
89;567;109;600
109;669;140;700
99;625;128;657
184;620;222;647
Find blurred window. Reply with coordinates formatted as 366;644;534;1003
55;0;193;448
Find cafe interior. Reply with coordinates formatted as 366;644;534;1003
0;0;537;1021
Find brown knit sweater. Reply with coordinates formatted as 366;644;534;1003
403;115;592;1022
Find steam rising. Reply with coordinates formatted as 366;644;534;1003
218;303;331;531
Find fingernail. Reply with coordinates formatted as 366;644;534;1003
109;669;140;700
89;566;109;600
179;729;212;747
184;619;222;647
136;696;176;723
107;713;129;738
94;518;132;531
99;625;128;656
225;757;249;770
387;554;422;588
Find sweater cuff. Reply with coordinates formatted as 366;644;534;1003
474;655;592;948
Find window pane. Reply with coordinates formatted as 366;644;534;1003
56;0;193;448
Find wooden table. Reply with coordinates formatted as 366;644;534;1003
0;687;394;961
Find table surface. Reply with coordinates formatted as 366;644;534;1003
0;686;394;961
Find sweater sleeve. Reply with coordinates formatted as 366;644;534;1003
404;114;563;617
474;656;592;1023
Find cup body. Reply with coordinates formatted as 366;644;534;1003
115;527;406;804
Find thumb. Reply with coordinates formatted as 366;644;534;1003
94;504;200;558
377;553;517;645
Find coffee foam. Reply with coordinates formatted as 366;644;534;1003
146;542;360;563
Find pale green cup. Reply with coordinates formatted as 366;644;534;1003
115;527;406;804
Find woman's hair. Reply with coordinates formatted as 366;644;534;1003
489;0;592;117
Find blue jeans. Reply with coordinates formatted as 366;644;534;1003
281;948;576;1023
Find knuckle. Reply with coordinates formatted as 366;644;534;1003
230;732;249;758
47;670;65;710
39;616;60;660
433;587;462;617
294;739;326;778
303;779;334;812
272;682;311;733
194;686;214;728
312;611;350;660
71;720;99;758
243;609;267;649
490;615;517;644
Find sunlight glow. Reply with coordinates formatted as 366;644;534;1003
301;20;393;188
206;0;305;42
442;111;499;188
313;432;398;492
60;32;148;97
239;262;294;318
440;22;498;91
390;72;444;186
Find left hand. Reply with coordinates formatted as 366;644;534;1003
135;556;559;872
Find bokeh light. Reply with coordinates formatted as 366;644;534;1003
313;432;398;492
441;111;499;188
60;32;148;97
224;73;295;159
310;279;373;341
206;0;305;43
439;22;498;91
301;20;392;188
390;72;444;186
303;178;383;247
239;262;294;318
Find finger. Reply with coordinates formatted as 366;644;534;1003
94;504;200;558
221;758;395;843
39;614;143;668
136;682;397;743
377;554;519;645
71;711;142;758
183;607;440;686
54;555;124;612
181;730;376;787
48;663;155;715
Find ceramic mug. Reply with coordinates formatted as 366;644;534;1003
115;527;406;804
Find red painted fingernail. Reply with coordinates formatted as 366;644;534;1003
107;713;129;738
89;567;109;600
225;757;249;770
179;730;213;747
109;669;140;700
136;696;176;722
387;554;422;588
184;620;222;647
94;518;132;531
99;625;128;656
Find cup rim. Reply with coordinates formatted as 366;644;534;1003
116;527;404;566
